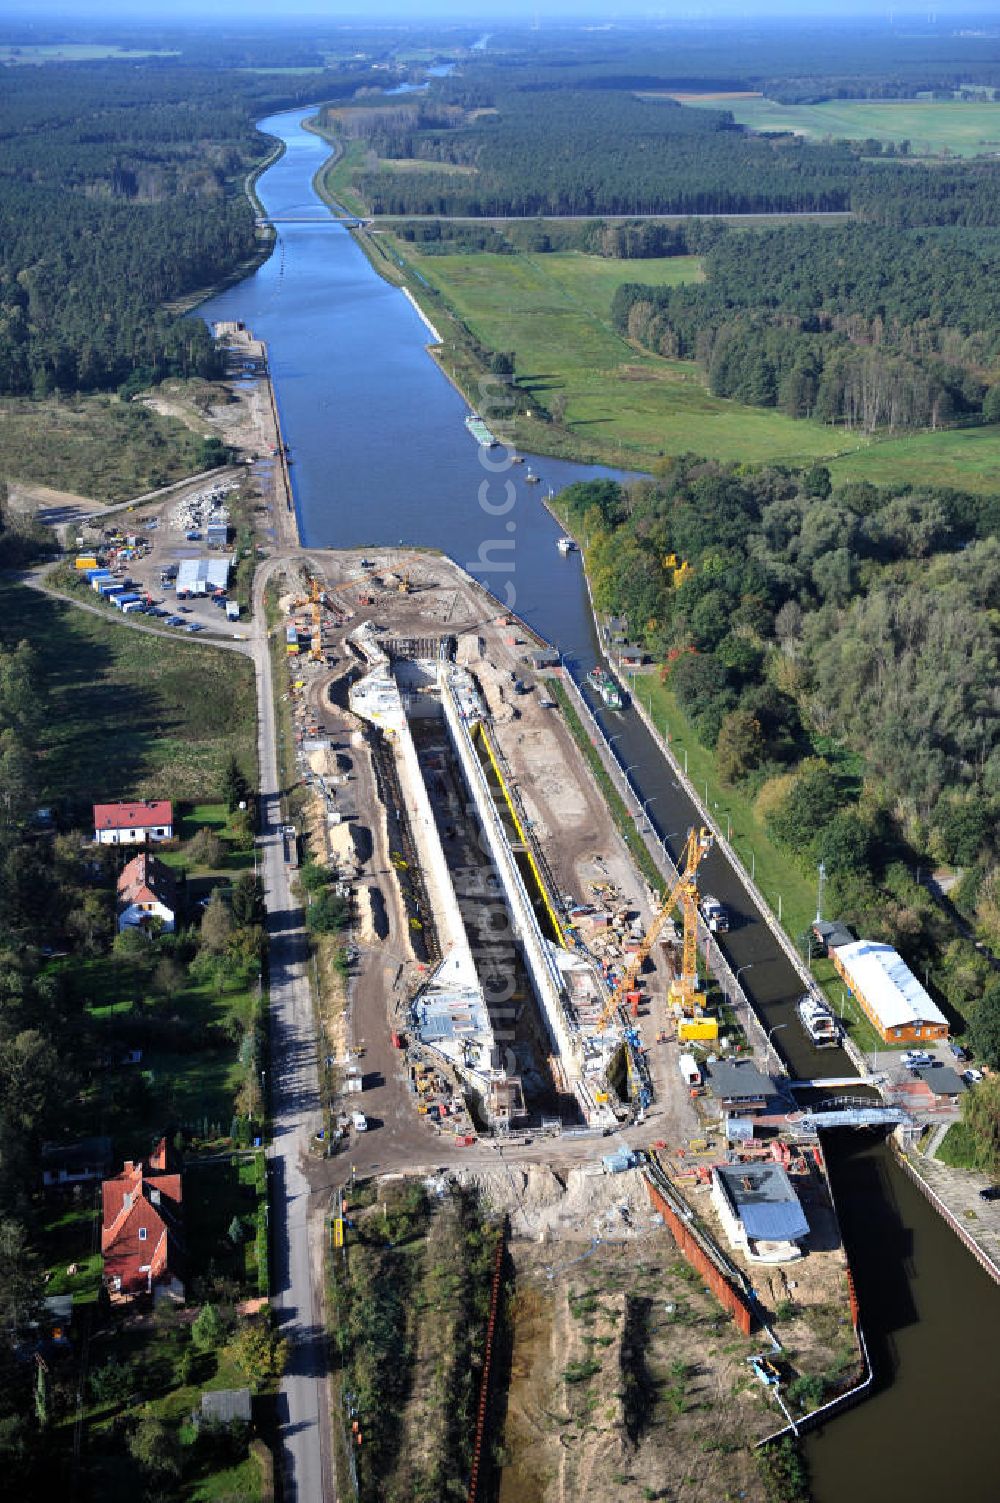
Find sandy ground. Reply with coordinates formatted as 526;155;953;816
7;479;105;525
459;1165;775;1503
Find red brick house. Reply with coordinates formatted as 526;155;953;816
101;1139;184;1301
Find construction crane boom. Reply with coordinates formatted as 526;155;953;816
309;575;323;660
596;826;713;1032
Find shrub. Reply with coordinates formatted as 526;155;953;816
306;889;349;935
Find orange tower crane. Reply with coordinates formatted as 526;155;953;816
596;826;713;1031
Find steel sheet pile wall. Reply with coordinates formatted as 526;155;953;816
644;1172;754;1335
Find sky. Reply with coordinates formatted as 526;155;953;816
4;2;1000;22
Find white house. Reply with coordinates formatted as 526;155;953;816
711;1162;809;1265
94;800;173;845
117;852;177;934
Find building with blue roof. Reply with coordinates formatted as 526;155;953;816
711;1162;809;1265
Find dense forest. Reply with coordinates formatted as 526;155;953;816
332;78;1000;225
333;90;860;216
455;23;1000;101
612;223;1000;432
0;62;376;396
560;464;1000;1033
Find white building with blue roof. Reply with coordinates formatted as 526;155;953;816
711;1162;810;1265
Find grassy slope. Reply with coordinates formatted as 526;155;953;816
0;578;255;803
826;422;1000;494
0;393;213;504
315;133;370;218
681;95;1000;157
401;244;847;465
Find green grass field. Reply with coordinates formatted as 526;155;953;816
397;241;1000;485
0;44;178;64
315;134;370;218
64;952;257;1145
0;578;256;804
827;422;1000;493
401;244;849;464
680;94;1000;157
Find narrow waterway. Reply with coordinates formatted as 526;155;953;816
202;110;1000;1500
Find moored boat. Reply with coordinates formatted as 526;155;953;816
797;994;839;1047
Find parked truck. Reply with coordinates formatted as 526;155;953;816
678;1052;702;1090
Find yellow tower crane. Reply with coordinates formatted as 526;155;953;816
309;576;323;661
596;826;713;1033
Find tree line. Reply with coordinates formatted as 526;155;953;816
560;463;1000;1033
612;224;1000;432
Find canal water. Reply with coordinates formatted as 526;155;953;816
201;110;1000;1500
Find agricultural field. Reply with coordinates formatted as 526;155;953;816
677;93;1000;158
0;43;178;63
0;578;256;805
398;244;848;465
0;393;222;504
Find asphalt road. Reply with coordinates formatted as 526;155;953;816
251;567;331;1502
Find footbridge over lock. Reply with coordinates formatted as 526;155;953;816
786;1096;910;1132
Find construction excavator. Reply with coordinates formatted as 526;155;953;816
596;825;713;1034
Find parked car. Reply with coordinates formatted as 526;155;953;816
963;1068;984;1084
978;1186;1000;1202
949;1041;969;1061
186;622;203;633
902;1050;935;1070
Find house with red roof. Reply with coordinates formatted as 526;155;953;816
117;853;177;934
101;1138;184;1302
93;800;173;845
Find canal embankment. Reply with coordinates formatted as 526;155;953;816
892;1132;1000;1285
213;321;299;549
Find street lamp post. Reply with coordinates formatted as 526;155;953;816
735;963;754;992
765;1022;788;1071
642;795;658;832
